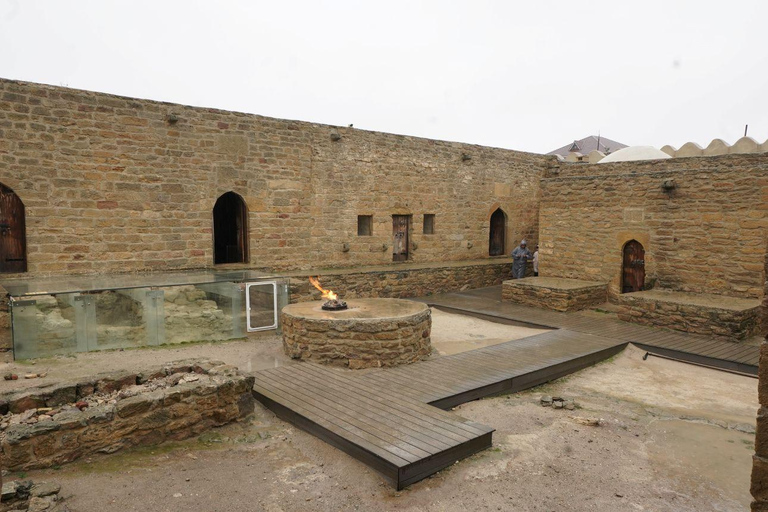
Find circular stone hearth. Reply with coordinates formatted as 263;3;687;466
281;298;432;369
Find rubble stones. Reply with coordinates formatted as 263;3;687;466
1;480;64;511
541;396;576;410
30;482;60;498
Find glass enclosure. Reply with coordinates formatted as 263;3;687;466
4;271;289;360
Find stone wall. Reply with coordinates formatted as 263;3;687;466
0;360;254;471
539;154;768;300
502;277;607;312
616;290;761;340
288;260;513;303
0;78;551;277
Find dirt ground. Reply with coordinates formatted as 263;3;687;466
2;311;759;511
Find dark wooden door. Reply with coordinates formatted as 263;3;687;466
489;209;505;256
622;240;645;293
392;215;410;262
0;185;26;273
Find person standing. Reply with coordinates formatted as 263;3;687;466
533;244;539;277
511;240;532;279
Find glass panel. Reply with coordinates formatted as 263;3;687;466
91;289;148;350
247;282;277;331
162;283;245;344
6;274;292;357
0;269;273;298
10;294;78;359
276;280;290;330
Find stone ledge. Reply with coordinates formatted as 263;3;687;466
0;360;255;471
616;289;761;339
502;277;608;312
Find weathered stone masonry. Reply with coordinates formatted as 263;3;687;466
539;155;768;301
0;78;550;277
0;360;254;471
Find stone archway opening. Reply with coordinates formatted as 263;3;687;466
213;192;249;264
489;208;506;256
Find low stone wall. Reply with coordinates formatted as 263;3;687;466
0;360;254;471
281;299;432;369
288;261;512;302
616;289;761;340
502;277;608;312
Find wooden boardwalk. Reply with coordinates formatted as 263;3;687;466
254;323;624;489
422;286;759;375
253;285;758;489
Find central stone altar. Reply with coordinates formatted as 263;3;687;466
281;298;432;369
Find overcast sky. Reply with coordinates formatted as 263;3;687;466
1;0;767;154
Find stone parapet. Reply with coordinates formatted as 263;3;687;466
501;277;608;312
0;360;254;471
616;289;761;340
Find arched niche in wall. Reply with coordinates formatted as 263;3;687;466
213;191;249;264
0;183;27;273
488;208;507;256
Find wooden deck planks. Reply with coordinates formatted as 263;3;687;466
253;324;624;489
253;286;758;490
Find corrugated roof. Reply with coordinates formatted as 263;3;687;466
547;135;628;157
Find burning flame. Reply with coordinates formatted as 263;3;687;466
309;277;337;301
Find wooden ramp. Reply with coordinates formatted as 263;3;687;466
253;328;624;489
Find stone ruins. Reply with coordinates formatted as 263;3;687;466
0;77;768;509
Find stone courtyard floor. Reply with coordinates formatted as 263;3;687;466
0;310;757;511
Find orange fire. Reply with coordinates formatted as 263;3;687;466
309;277;337;301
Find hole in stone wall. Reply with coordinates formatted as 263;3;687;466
357;215;373;236
423;214;435;235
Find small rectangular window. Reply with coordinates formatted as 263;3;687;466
357;215;373;236
423;214;435;235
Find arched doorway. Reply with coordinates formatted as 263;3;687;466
0;183;26;273
622;240;645;293
213;192;248;264
489;208;506;256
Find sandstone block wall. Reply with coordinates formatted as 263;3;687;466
0;360;254;471
539;154;768;300
0;78;551;278
288;260;512;303
502;278;607;312
616;292;761;340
